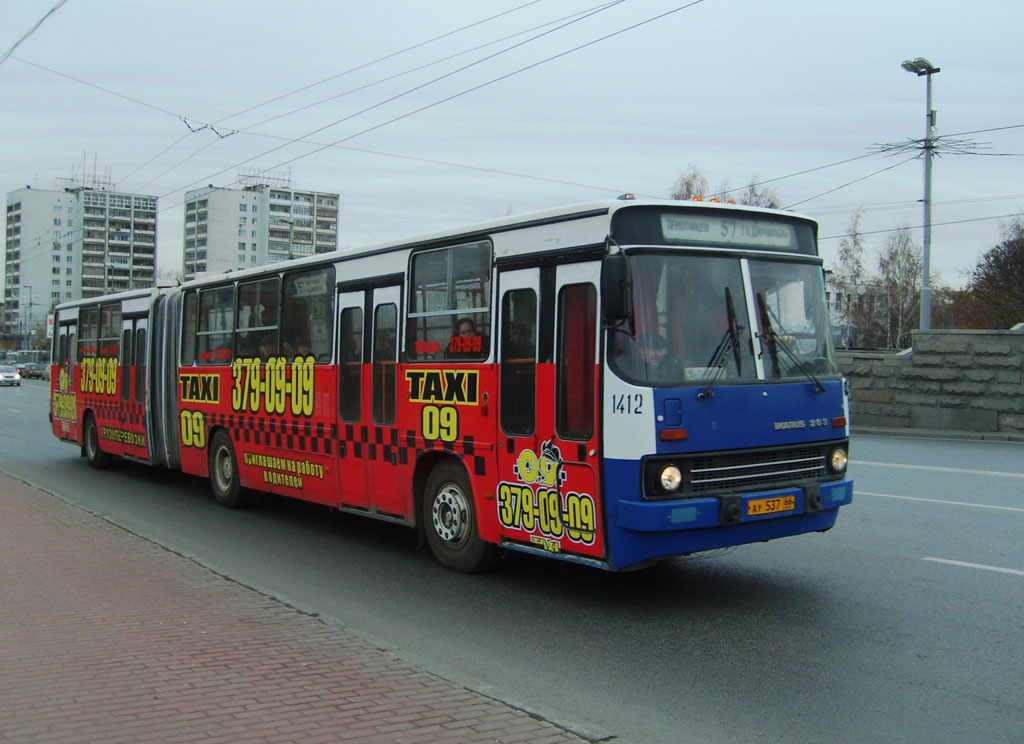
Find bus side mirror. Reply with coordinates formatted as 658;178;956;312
601;252;630;323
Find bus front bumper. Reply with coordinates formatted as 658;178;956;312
615;479;853;533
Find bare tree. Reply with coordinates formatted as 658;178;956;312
669;164;780;206
830;208;869;345
877;226;922;348
737;176;781;209
829;219;959;347
958;215;1024;328
669;162;709;201
835;208;866;287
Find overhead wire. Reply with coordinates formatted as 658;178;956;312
223;1;626;135
130;0;625;193
805;192;1024;217
7;10;937;239
783;156;918;210
0;0;69;68
125;0;576;190
9;2;1022;262
160;0;645;204
938;123;1024;138
11;55;205;122
11;0;1017;225
245;0;706;181
820;212;1022;242
217;0;552;126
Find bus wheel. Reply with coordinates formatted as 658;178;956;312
209;431;250;508
83;414;111;469
424;462;499;573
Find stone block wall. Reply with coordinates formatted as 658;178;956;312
836;328;1024;435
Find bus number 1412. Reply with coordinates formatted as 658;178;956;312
611;393;643;415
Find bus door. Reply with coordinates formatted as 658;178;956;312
118;316;151;460
336;290;369;510
335;286;403;517
496;267;540;522
52;317;78;443
368;286;402;517
497;263;604;558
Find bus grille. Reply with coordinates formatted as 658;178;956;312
685;445;827;495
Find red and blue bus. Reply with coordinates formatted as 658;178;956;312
50;197;852;572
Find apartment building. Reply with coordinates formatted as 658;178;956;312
182;182;339;280
3;185;157;340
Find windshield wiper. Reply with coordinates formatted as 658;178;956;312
698;288;745;401
755;292;825;394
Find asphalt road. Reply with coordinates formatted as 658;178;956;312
2;378;1022;743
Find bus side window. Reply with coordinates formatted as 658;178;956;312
100;303;121;360
181;291;197;366
78;305;98;359
372;303;397;425
500;289;536;437
556;283;596;441
121;328;133;402
197;285;235;366
338;307;363;423
235;277;279;361
407;241;491;361
282;267;334;362
135;328;147;404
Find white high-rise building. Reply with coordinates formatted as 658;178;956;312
3;184;157;342
182;180;339;280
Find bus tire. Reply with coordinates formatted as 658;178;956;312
83;413;112;469
424;461;499;573
208;430;250;508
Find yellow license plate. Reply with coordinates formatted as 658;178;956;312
747;495;796;516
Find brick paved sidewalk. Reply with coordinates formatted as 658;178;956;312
0;473;591;744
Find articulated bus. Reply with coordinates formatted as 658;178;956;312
50;198;852;572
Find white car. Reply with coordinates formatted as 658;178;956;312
0;365;21;386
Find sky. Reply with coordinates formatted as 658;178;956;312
3;0;1024;290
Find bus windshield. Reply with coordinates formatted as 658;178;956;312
610;253;838;385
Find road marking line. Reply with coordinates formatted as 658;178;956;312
853;460;1024;479
923;557;1024;576
855;490;1024;513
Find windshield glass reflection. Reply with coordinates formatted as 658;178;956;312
609;254;837;385
750;260;838;379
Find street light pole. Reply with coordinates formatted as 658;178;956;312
23;284;34;349
901;57;940;330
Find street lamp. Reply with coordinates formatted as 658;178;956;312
901;56;940;330
22;284;33;349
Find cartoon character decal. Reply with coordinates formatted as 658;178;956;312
497;439;597;554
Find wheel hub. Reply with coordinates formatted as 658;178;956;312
432;485;468;544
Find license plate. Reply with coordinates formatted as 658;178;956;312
747;495;796;516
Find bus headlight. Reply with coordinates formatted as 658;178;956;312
828;447;848;474
659;465;683;492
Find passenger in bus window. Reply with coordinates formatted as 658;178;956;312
258;333;277;361
505;323;534;360
449;317;484;358
376;331;395;360
237;332;256;359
